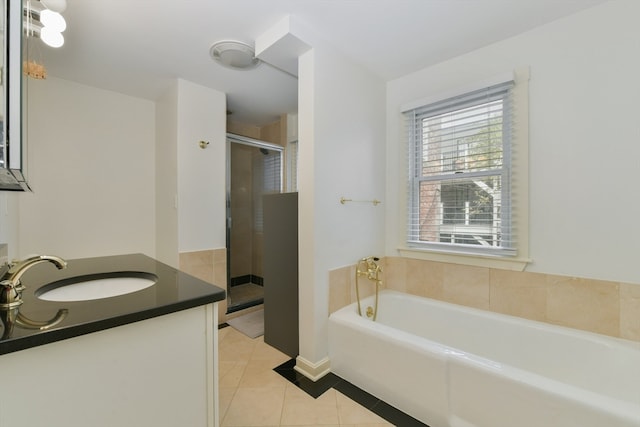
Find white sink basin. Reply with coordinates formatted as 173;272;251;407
37;273;157;302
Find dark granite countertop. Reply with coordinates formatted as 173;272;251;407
0;253;226;355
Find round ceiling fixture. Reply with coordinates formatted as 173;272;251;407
210;40;261;71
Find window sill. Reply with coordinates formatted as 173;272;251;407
397;247;531;271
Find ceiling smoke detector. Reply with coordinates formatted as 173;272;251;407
210;40;261;70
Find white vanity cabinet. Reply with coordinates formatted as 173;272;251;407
0;303;219;427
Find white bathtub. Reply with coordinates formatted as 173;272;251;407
328;289;640;427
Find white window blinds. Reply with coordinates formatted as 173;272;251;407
405;80;516;256
253;149;282;232
287;140;298;192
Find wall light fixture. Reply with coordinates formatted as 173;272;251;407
24;0;67;48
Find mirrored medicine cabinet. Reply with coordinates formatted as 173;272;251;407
0;0;30;191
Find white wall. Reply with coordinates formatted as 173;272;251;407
0;193;19;259
18;77;156;259
12;76;225;266
155;82;179;267
298;43;386;365
176;79;227;253
386;0;640;284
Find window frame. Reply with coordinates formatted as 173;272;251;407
400;71;530;269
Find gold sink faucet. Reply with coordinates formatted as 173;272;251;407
0;255;67;308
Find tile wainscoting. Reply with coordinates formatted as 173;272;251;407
329;256;640;342
179;248;228;323
176;249;640;341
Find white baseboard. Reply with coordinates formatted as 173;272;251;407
294;355;331;381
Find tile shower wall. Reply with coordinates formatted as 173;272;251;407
229;145;255;281
227;118;286;286
329;257;640;342
179;248;228;323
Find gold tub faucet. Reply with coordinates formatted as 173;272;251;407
355;256;383;320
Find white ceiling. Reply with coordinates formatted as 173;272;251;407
38;0;608;126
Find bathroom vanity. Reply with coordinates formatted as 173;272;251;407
0;253;225;427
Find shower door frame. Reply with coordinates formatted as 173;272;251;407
226;133;284;313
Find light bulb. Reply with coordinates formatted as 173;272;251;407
40;9;66;32
40;0;67;13
40;27;64;47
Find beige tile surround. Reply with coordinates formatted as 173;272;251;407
329;256;640;342
179;248;228;323
177;249;640;341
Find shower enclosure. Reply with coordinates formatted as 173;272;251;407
226;134;283;312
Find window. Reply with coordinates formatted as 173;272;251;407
252;148;282;232
286;140;298;192
405;80;516;256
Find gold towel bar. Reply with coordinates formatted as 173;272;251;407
340;197;381;206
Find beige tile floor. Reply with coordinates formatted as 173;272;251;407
218;326;393;426
228;283;264;309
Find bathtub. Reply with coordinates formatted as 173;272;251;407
328;289;640;427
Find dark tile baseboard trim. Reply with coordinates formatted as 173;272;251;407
226;297;263;314
273;359;428;427
230;274;264;287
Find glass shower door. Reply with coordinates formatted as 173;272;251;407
226;134;282;313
